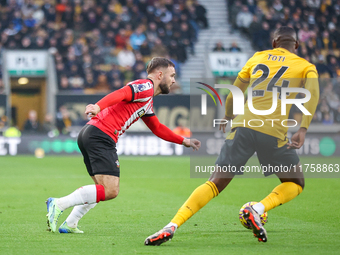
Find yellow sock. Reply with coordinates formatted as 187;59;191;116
171;181;219;227
260;182;303;212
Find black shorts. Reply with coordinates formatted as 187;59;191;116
77;124;120;177
215;127;299;176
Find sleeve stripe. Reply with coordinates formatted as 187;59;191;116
205;181;218;197
134;96;153;102
238;76;249;83
128;84;135;102
142;113;156;117
303;70;318;86
304;70;318;78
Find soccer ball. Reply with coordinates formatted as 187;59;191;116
239;202;268;229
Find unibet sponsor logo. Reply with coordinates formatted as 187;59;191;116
137;109;146;117
0;137;21;155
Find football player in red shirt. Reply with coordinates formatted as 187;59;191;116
46;57;201;233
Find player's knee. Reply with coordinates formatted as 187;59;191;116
289;178;304;191
105;188;119;200
296;178;305;190
210;178;232;193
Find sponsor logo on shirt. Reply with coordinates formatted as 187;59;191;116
137;109;146;117
132;82;152;93
138;84;146;91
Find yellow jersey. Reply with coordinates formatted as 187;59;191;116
225;47;319;141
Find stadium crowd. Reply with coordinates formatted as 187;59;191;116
228;0;340;124
0;0;208;94
1;0;340;129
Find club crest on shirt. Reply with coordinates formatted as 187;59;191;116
137;109;146;117
115;160;120;168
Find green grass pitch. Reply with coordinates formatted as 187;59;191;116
0;156;339;254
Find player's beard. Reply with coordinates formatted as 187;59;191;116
159;82;170;94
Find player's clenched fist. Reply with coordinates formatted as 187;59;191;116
85;104;101;118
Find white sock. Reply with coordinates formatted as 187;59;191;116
164;222;178;231
57;185;97;211
253;202;265;215
65;203;97;228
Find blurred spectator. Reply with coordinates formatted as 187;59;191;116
334;106;340;123
248;15;262;45
179;22;195;55
84;72;96;89
0;79;4;94
152;38;168;57
69;75;85;91
130;27;146;50
42;113;58;134
168;40;187;63
115;29;128;49
146;22;158;47
213;41;226;52
94;73;111;93
155;4;173;23
73;112;88;127
0;115;8;130
317;30;333;50
173;120;191;138
21;37;32;49
59;75;70;90
229;42;241;52
256;22;271;51
139;40;151;57
3;126;21;138
21;0;37;18
236;6;253;33
56;106;72;134
193;0;208;28
298;23;312;43
322;113;333;125
111;79;124;91
327;56;340;78
315;55;331;77
24;14;36;28
230;0;243;32
307;0;321;9
23;110;40;133
117;47;136;68
246;0;257;14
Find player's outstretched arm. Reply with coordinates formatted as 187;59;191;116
142;115;201;151
287;71;319;150
85;86;133;117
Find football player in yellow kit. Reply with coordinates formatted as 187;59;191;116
145;26;319;245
